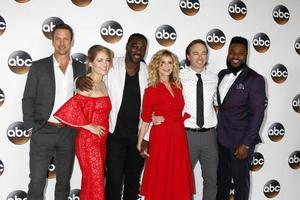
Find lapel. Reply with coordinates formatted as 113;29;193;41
218;66;250;105
48;56;81;90
71;58;80;80
46;56;78;95
217;70;226;106
138;62;147;103
45;55;55;94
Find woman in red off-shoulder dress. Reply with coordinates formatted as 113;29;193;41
54;45;113;200
137;50;195;200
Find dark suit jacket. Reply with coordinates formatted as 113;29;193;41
216;66;265;149
22;55;86;132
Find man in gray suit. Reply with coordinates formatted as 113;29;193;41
22;23;86;200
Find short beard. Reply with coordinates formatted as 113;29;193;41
226;59;247;75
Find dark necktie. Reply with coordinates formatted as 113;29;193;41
196;73;204;128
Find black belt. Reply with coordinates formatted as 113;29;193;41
185;127;215;132
47;121;66;128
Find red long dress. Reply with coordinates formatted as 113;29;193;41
54;93;111;200
140;83;195;200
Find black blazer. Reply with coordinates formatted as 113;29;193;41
22;55;86;132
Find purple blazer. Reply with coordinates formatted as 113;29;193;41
216;66;266;149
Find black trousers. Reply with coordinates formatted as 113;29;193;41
216;143;254;200
27;125;76;200
105;134;145;200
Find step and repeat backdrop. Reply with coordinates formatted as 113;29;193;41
0;0;299;199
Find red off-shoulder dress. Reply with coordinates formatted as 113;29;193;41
54;93;111;200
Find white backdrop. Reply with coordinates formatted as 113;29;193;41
0;0;300;199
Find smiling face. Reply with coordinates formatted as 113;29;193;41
187;43;208;72
89;51;111;76
158;55;173;79
52;28;73;56
227;43;247;68
125;37;147;64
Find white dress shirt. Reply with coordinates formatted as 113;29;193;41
180;67;218;129
219;70;242;103
48;56;74;123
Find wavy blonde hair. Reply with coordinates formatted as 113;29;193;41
148;49;181;88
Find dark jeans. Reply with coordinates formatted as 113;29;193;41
105;134;145;200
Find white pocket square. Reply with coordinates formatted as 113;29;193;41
236;83;245;90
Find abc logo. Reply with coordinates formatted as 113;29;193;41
179;59;187;69
179;0;200;16
228;0;247;20
14;0;30;3
263;180;280;198
273;5;290;25
42;17;64;39
0;15;6;36
288;151;300;169
71;0;92;7
68;189;80;200
250;152;264;171
72;53;88;64
8;50;32;74
252;33;270;53
6;190;27;200
206;29;226;50
127;0;148;11
7;121;30;145
155;25;177;47
47;157;56;179
100;20;123;43
292;94;300;113
294;37;300;55
268;123;285;142
0;160;4;176
271;64;288;84
0;88;5;107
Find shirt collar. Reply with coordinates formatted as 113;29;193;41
187;66;206;76
52;55;72;68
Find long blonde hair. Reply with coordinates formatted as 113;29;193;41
148;49;181;88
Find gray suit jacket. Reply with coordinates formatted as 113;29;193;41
22;55;86;132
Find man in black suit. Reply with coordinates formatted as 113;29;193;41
216;36;266;200
22;23;86;200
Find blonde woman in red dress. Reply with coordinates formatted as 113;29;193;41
137;49;195;200
54;45;113;200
